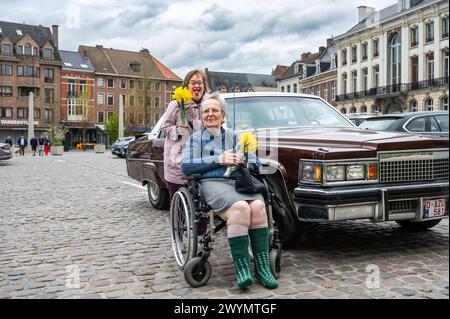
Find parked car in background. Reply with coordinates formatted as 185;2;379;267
111;136;135;158
126;93;449;243
359;111;449;137
0;143;13;160
347;112;381;126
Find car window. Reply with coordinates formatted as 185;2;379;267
225;96;351;129
430;116;441;132
359;118;399;130
434;115;449;132
406;117;426;132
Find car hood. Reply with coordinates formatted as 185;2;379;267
255;126;448;159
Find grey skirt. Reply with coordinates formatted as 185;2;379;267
200;178;264;215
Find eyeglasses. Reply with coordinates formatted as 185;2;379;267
189;80;204;86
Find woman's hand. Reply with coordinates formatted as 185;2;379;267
219;150;240;166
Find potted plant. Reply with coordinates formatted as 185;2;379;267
47;125;67;156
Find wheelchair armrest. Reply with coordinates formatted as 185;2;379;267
186;174;202;181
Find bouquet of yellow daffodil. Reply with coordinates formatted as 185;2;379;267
239;132;258;163
172;86;192;124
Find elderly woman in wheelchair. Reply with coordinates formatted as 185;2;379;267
171;91;279;289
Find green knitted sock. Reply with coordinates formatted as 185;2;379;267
228;235;254;289
249;227;278;289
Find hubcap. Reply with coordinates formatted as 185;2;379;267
149;182;159;201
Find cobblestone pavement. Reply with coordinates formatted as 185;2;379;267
0;151;448;299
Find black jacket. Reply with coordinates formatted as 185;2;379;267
30;137;38;147
4;138;12;146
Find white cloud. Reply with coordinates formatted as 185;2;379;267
1;0;396;78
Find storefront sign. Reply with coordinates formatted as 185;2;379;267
0;120;39;125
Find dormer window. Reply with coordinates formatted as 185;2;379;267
316;62;321;74
331;55;337;69
43;48;53;59
129;62;140;72
16;29;23;36
294;63;299;74
18;45;23;55
25;44;31;56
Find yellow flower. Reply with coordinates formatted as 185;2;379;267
239;132;258;154
172;86;192;104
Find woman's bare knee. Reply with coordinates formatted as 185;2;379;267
223;201;251;226
250;200;267;227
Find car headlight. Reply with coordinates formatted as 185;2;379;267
300;162;322;183
325;165;345;181
346;165;365;180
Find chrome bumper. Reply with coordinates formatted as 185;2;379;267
294;182;449;222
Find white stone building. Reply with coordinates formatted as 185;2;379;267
334;0;449;114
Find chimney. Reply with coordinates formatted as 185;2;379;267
51;25;59;48
140;48;150;56
358;6;375;23
301;52;311;61
326;37;333;48
319;46;326;54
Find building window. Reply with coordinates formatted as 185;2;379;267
443;50;449;78
293;84;297;93
107;94;114;106
316;85;321;97
280;86;285;92
98;93;105;105
362;43;368;61
44;89;54;104
425;98;434;111
43;48;53;59
17;66;39;77
32;47;38;56
97;78;104;88
363;68;368;91
137;80;143;90
24;44;31;56
108;111;114;119
34;108;40;119
18;45;23;55
107;78;114;88
44;68;54;83
390;33;401;85
43;109;52;121
98;111;105;123
351;46;357;63
410;26;419;47
443;16;449;39
129;80;135;90
1;65;13;76
120;79;127;89
154;82;160;91
373;39;379;58
154;97;160;108
324;84;328;101
342;48;347;66
352;71;357;93
440;96;448;111
343;73;347;95
17;108;28;118
425;22;434;43
287;85;291;93
410;100;418;112
1;44;12;55
331;81;336;100
373;65;380;87
129;62;140;72
0;86;13;96
68;79;76;98
1;107;13;118
426;53;434;80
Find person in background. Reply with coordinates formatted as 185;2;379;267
161;69;208;200
4;136;13;147
44;136;51;156
17;135;27;156
30;135;38;156
38;135;45;156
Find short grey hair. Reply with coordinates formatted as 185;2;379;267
200;91;227;114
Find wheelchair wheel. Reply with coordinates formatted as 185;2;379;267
184;257;212;287
269;248;281;279
170;187;198;268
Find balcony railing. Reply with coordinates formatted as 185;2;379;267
336;77;449;102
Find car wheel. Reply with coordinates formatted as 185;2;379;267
148;181;169;210
396;219;442;231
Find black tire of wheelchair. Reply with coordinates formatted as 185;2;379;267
184;257;212;287
396;219;442;231
148;183;170;210
269;249;281;279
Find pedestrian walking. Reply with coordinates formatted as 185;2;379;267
44;137;51;156
38;135;45;156
30;135;38;156
17;135;27;156
4;136;13;147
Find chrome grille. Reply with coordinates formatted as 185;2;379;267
389;200;415;213
379;151;449;183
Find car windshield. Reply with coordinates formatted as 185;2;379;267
224;96;352;130
359;118;400;130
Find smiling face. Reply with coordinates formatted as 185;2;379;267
187;73;205;102
202;98;224;129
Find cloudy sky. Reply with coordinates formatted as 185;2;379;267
2;0;395;78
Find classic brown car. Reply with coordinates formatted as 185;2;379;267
127;93;449;243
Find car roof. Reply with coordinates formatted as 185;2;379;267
365;111;449;120
221;92;323;100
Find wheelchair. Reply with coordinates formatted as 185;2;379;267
169;174;282;287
